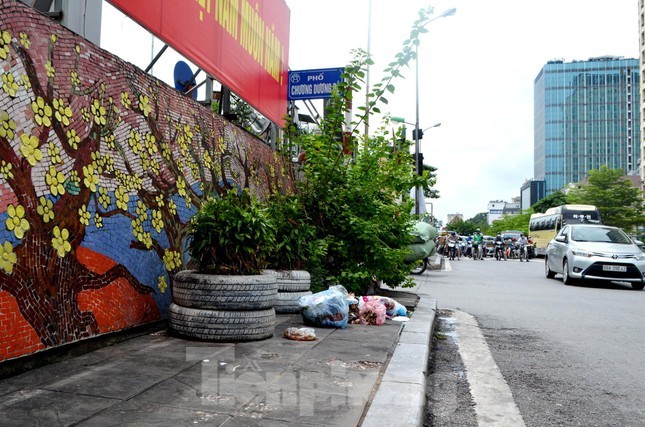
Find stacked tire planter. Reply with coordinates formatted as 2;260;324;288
266;270;312;314
169;270;278;342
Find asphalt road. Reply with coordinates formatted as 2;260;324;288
420;255;645;426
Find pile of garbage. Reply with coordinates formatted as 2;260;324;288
297;285;408;328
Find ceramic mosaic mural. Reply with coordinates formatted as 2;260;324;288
0;0;293;362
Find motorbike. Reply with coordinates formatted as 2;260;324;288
494;240;505;261
446;238;458;261
472;243;483;260
519;244;530;262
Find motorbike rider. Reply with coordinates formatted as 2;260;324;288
517;232;529;262
472;228;484;259
446;231;460;260
493;232;506;260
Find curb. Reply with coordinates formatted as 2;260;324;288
361;296;437;426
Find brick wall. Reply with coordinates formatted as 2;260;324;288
0;0;294;362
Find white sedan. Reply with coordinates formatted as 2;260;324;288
544;224;645;290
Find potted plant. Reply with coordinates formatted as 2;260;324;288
169;188;278;342
264;194;326;313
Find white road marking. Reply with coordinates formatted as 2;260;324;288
453;310;526;427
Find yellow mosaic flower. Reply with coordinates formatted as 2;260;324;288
6;204;29;240
163;249;181;271
151;210;164;232
0;30;10;61
74;44;80;54
82;164;99;192
115;186;129;210
94;213;103;229
157;276;168;294
78;204;91;226
121;92;131;109
46;165;66;196
19;32;30;49
168;199;177;215
90;99;106;126
36;196;55;223
0;240;17;274
155;194;165;207
98;187;110;209
52;226;71;258
45;61;55;78
20;74;31;89
50;34;57;43
0;160;13;180
144;132;157;155
47;141;62;164
138;94;152;117
0;110;15;140
70;70;80;87
2;73;19;97
176;176;187;197
104;133;116;150
150;158;160;175
160;141;171;161
52;98;72;126
80;107;90;122
20;133;43;166
31;97;52;127
135;200;148;220
66;129;80;150
127;130;142;154
68;169;80;187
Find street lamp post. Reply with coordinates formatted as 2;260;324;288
411;7;456;215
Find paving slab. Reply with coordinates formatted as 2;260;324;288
0;281;437;427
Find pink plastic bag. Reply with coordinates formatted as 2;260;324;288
359;300;386;325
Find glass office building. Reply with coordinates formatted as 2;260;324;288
534;57;640;194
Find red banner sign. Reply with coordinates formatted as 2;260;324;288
108;0;290;127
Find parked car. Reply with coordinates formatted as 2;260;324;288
544;224;645;290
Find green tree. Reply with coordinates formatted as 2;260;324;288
422;164;439;199
568;166;644;229
285;7;446;294
531;191;568;213
489;212;531;235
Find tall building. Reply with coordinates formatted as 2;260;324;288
534;57;640;195
640;0;645;190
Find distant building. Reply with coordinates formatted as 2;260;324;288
638;0;645;191
446;213;463;225
520;179;546;211
487;200;505;225
534;57;640;195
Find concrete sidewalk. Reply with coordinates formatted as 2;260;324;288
0;283;436;427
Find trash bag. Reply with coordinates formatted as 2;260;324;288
357;295;408;319
404;239;435;262
359;300;386;325
410;222;438;244
298;285;349;328
283;327;316;341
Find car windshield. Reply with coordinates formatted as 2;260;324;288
571;227;632;244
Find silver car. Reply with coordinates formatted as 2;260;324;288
544;224;645;290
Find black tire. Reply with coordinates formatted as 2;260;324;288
631;282;645;290
275;291;312;314
410;258;428;275
168;303;275;342
173;270;277;310
544;257;556;278
265;269;311;292
562;259;576;285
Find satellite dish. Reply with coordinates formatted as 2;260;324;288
173;61;197;100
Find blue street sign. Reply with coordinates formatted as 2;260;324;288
288;67;344;101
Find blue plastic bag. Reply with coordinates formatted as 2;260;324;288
298;285;349;328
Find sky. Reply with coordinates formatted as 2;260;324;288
100;0;639;225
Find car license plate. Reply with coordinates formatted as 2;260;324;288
603;265;627;272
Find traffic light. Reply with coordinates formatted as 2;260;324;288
412;152;424;175
412;128;424;140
